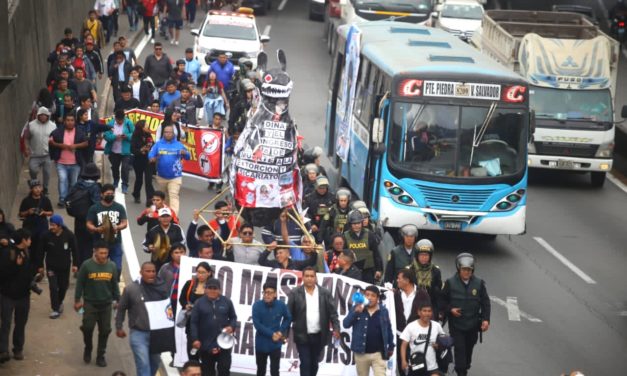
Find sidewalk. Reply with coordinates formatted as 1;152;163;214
3;17;145;376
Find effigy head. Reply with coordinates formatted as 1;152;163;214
257;50;293;100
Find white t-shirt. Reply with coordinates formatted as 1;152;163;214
305;286;321;334
400;320;445;372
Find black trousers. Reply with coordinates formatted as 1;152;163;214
451;328;479;376
74;218;94;267
0;295;29;354
132;155;154;202
200;348;231;376
47;268;70;312
296;333;324;376
256;348;281;376
108;153;131;188
143;15;156;38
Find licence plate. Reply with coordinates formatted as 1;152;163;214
456;84;470;96
443;221;462;230
557;160;574;169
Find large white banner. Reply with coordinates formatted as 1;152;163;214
174;256;397;376
336;25;361;162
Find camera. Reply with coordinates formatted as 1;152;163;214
32;208;42;216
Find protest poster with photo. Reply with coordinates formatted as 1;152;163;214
99;109;224;180
174;256;397;376
336;25;361;162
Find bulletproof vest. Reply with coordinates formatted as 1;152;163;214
447;275;483;331
331;206;349;234
391;245;415;275
308;193;333;225
344;229;374;270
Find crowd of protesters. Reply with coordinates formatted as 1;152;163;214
0;2;501;376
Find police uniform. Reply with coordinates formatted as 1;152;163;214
342;229;382;284
303;191;335;237
319;204;350;244
383;245;416;285
441;274;490;376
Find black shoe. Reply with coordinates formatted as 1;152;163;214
96;356;107;367
215;183;223;193
13;351;23;360
0;352;10;363
57;202;65;208
83;348;91;364
207;182;215;190
133;196;141;203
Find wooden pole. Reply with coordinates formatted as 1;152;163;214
198;187;229;213
197;213;226;244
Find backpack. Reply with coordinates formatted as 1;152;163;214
65;185;93;218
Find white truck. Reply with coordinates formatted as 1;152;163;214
474;10;626;187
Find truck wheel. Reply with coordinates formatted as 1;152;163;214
590;172;606;187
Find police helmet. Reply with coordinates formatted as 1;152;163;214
336;188;351;201
348;210;364;224
357;206;370;218
399;224;419;238
304;163;319;175
415;239;434;254
315;175;330;189
303;146;324;163
455;252;475;270
351;200;367;211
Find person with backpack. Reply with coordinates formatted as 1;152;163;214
104;110;135;194
399;302;446;376
66;163;102;266
36;214;79;319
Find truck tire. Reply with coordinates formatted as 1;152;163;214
590;172;606;187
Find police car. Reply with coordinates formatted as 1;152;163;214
191;8;270;78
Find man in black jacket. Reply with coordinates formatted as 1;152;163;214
108;51;132;103
142;207;185;271
393;268;421;373
440;253;491;376
36;214;79;319
0;229;37;363
287;267;340;376
333;249;362;281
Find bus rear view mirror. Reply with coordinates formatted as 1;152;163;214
529;110;536;143
373;118;384;144
621;105;627;119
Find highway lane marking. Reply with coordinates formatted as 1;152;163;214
278;0;288;11
262;24;272;37
134;34;151;61
490;296;542;323
533;237;597;285
608;173;627;195
115;190;141;282
506;296;521;321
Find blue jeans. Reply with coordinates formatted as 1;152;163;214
204;96;226;124
126;4;138;30
56;163;81;202
109;242;123;278
129;329;161;376
296;333;324;376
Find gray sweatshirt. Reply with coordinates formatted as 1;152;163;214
144;54;172;88
27;119;57;157
115;278;170;331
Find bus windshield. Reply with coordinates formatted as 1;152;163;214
530;86;612;123
389;102;527;178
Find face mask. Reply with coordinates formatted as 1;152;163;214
218;219;226;224
103;194;114;203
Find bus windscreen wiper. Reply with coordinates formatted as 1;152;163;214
469;102;497;166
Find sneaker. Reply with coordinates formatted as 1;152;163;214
57;202;65;209
96;356;107;367
175;40;179;45
122;186;128;194
83;348;91;364
49;311;60;319
58;303;64;314
133;196;141;204
151;38;155;44
13;351;23;360
170;39;174;45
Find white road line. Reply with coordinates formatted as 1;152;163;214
608;173;627;194
533;237;597;284
134;34;151;60
262;24;272;37
506;296;521;322
490;296;542;323
278;0;288;11
116;190;141;282
619;311;627;316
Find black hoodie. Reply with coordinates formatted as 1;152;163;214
0;245;36;299
37;226;79;270
0;209;15;243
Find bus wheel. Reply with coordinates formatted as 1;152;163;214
590;172;606;188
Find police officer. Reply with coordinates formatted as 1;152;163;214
440;253;490;376
303;176;335;241
343;210;382;284
351;201;381;245
408;239;442;319
383;224;418;285
319;188;351;244
302;164;319;197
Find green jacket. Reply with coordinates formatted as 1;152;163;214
74;258;120;304
104;118;134;155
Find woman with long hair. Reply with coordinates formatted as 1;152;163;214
178;262;214;360
30;88;56;120
131;119;155;204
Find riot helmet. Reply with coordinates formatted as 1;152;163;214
455;252;475;270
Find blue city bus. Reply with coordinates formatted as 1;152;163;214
324;22;532;235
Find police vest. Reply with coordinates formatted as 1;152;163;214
344;230;374;270
447;275;483;331
331;206;349;234
390;245;415;276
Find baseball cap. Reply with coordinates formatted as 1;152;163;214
50;214;64;227
28;179;42;188
158;207;172;217
205;278;220;289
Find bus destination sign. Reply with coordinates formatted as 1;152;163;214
423;81;501;100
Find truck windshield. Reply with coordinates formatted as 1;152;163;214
441;4;483;19
389;102;527;178
202;21;257;41
530;87;612;123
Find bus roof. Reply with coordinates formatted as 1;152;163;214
338;21;525;84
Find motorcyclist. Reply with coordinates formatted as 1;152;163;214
343;210;382;284
383;224;418;286
302;175;335;241
319;188;352;244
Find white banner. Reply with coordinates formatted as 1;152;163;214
174;256;397;376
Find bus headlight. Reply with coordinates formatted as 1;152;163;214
491;189;525;212
384;181;418;207
595;142;614;158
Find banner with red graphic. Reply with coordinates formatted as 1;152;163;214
99;109;224;181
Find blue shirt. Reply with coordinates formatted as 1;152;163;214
160;90;181;111
209;60;235;90
252;299;292;353
185;58;201;84
118;62;126;82
148;138;190;179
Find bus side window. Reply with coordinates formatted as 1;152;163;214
355;59;370;122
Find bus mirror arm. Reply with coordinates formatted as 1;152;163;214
372;118;385;144
372;143;385;156
529;110;536;143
